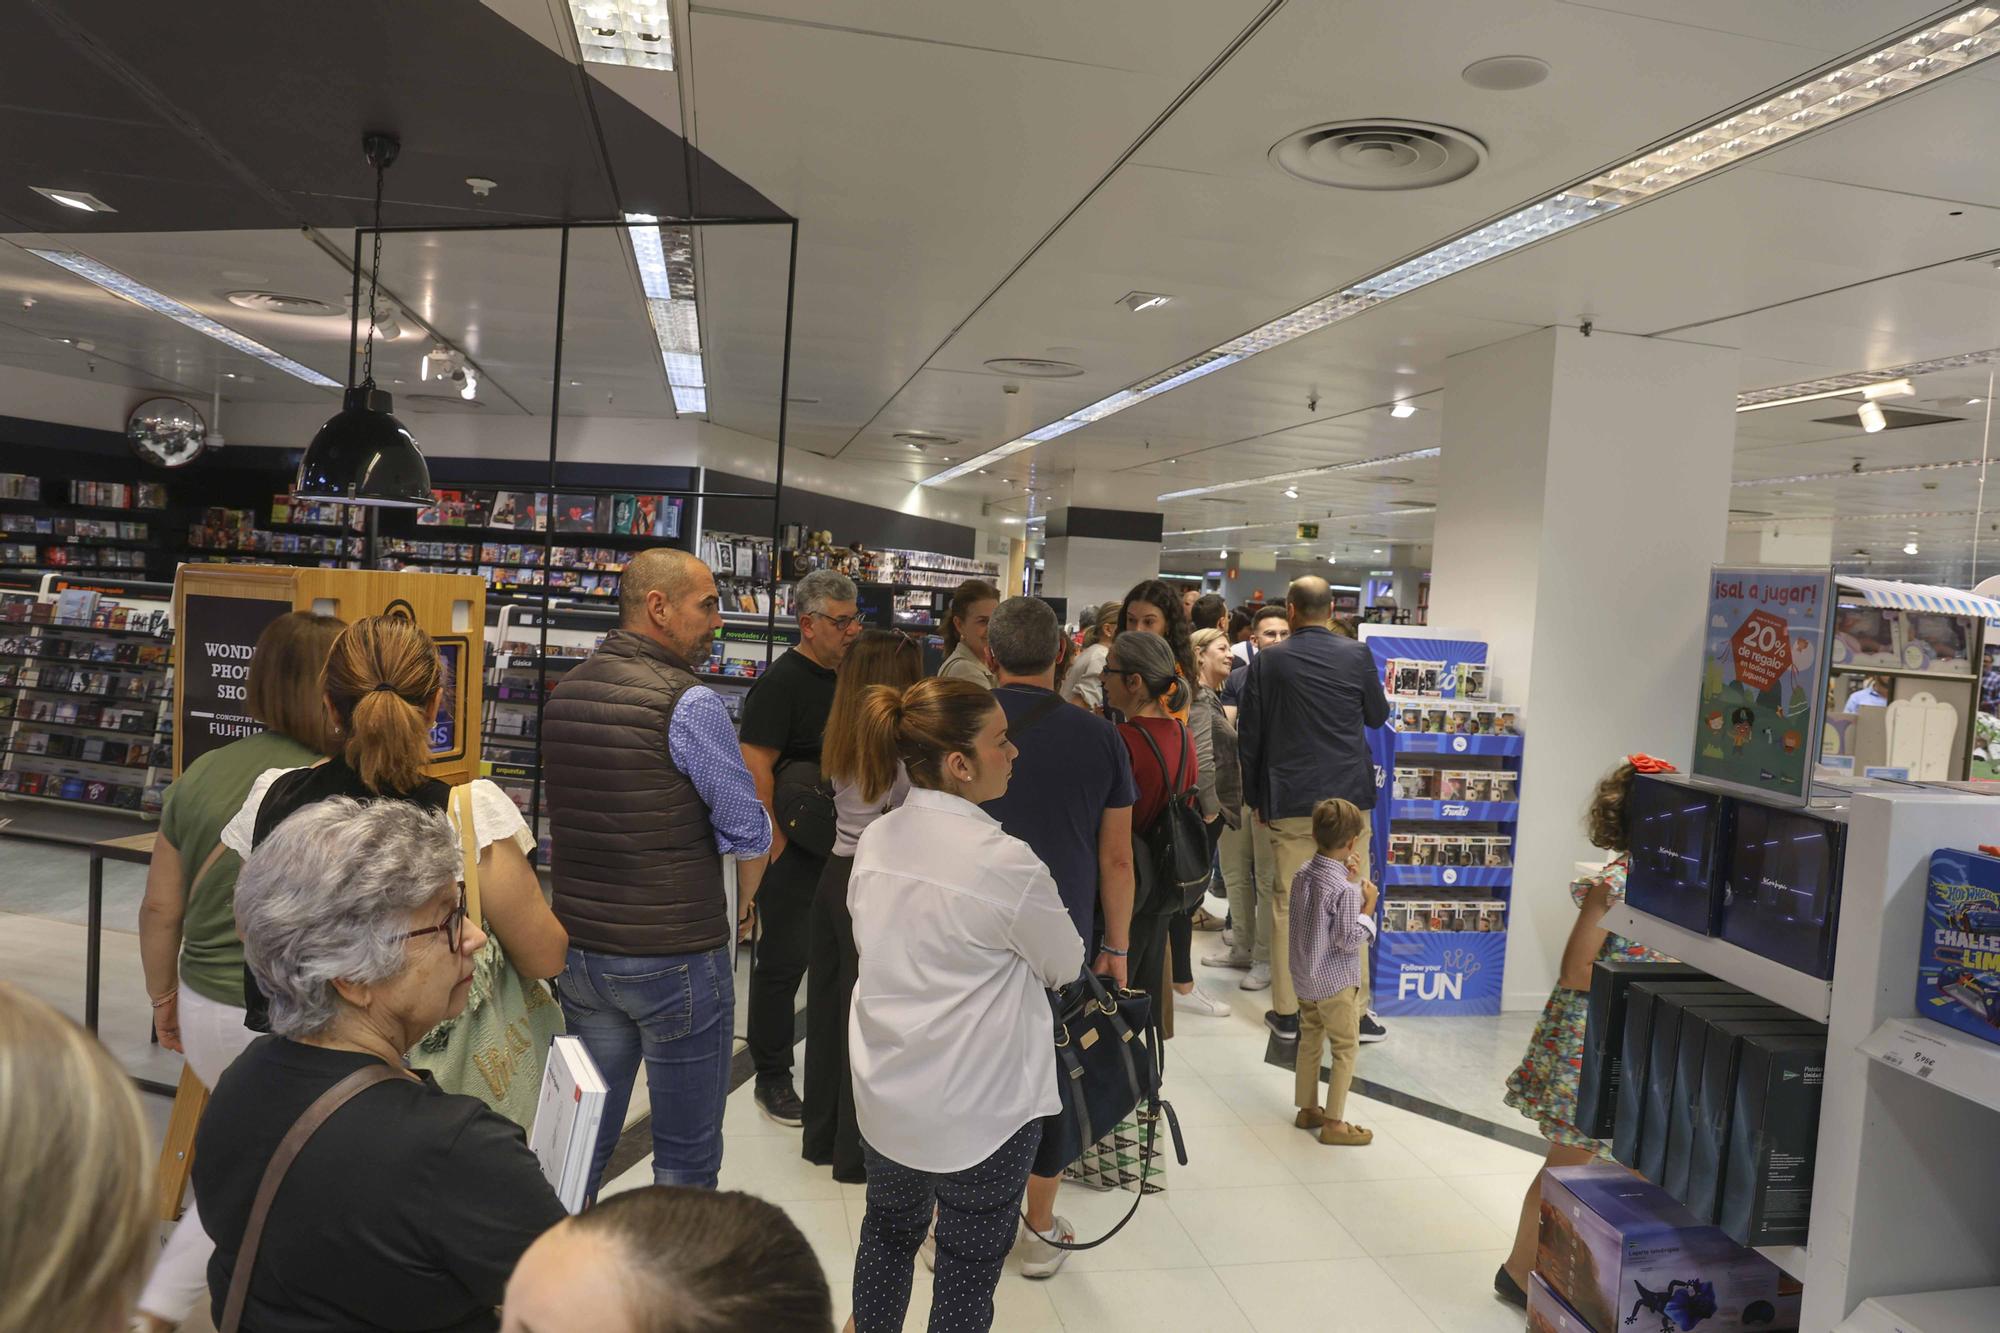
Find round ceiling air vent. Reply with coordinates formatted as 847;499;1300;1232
1269;120;1486;191
1373;475;1417;486
225;290;340;316
894;431;960;451
983;357;1084;378
1461;56;1550;91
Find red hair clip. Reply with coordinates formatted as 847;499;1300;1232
1627;753;1678;775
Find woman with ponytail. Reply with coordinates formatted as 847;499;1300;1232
219;616;567;1044
844;677;1082;1333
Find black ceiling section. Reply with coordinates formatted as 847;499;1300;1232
1809;407;1964;432
0;0;787;236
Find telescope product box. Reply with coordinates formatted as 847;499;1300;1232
1539;1165;1802;1333
1652;999;1791;1198
1527;1272;1594;1333
1915;847;2000;1047
1625;774;1733;934
1720;1032;1826;1247
1578;959;1702;1139
1613;980;1747;1167
1685;1017;1828;1223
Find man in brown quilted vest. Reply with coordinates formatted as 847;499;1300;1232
542;548;772;1196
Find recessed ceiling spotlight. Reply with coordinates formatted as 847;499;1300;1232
1858;400;1887;433
465;177;498;197
225;291;341;317
1283;485;1300;499
1904;541;1920;555
1968;397;1985;405
983;357;1084;378
1390;402;1418;418
1117;291;1174;314
1372;548;1384;555
1461;55;1551;91
895;430;960;452
1220;547;1229;559
32;186;115;213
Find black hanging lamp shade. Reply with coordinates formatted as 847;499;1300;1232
294;132;433;507
296;384;431;505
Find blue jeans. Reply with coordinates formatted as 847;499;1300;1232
556;943;734;1193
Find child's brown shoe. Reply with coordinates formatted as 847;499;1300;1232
1318;1120;1374;1147
1294;1107;1325;1133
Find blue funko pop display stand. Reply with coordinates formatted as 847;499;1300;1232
1364;633;1519;1016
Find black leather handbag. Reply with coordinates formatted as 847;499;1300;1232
773;757;837;858
1033;968;1188;1250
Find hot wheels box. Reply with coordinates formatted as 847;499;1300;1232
1539;1165;1801;1333
1915;847;2000;1046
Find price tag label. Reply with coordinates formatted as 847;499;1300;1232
1862;1019;2000;1111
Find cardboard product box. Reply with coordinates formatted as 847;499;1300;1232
1539;1165;1802;1333
1612;979;1746;1164
1624;773;1732;936
1526;1272;1593;1333
1716;799;1847;979
1644;998;1786;1186
1720;1032;1826;1247
1579;961;1705;1138
1661;1003;1800;1204
1915;847;2000;1046
1686;1018;1827;1224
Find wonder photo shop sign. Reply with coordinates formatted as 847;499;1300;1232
1691;568;1832;805
178;593;294;770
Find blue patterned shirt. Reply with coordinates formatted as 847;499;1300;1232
668;686;772;858
1288;853;1376;1002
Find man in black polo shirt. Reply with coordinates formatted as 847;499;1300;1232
1239;576;1390;1042
981;595;1135;1279
738;568;861;1125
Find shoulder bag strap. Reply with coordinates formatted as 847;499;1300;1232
219;1063;412;1333
1133;722;1190;798
452;783;482;925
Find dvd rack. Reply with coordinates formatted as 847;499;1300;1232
0;582;174;817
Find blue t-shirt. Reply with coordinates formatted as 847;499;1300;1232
983;683;1138;944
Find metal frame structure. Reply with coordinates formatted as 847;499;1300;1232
347;214;799;831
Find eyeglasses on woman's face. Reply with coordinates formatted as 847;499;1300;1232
400;882;468;952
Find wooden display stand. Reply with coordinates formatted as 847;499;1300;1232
154;564;486;1220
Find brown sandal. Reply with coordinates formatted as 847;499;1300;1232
1294;1107;1326;1132
1318;1121;1374;1147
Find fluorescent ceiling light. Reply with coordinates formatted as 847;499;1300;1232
24;248;338;387
1390;402;1418;419
1158;448;1439;501
924;8;2000;489
569;1;672;70
33;186;115;213
1857;400;1887;432
625;213;706;415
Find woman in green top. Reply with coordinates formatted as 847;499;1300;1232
133;609;343;1332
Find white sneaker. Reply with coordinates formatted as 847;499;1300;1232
1177;986;1233;1017
1203;948;1252;970
1017;1215;1075;1279
1241;963;1272;992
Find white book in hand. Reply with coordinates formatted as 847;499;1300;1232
528;1034;607;1213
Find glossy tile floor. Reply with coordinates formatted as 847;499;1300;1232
602;961;1544;1333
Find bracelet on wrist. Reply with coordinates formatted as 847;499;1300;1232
149;989;177;1009
1099;946;1129;958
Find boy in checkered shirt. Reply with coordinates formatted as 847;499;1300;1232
1289;797;1377;1146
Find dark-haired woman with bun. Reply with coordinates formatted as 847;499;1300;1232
1494;754;1679;1308
936;578;1000;687
844;677;1083;1333
220;616;567;1037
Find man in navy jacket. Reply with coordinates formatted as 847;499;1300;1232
1238;576;1391;1040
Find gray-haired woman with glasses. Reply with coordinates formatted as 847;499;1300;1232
193;798;564;1333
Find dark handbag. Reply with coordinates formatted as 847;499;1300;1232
1132;722;1211;915
774;757;836;858
1032;968;1187;1249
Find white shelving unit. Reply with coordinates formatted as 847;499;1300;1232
1834;1286;2000;1332
1600;902;1834;1022
1607;789;2000;1331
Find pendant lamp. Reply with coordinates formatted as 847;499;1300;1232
295;133;433;507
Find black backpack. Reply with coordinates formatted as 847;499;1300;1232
1130;722;1210;916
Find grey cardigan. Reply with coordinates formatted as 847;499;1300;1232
1189;683;1242;828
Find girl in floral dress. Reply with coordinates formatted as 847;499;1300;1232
1494;755;1679;1308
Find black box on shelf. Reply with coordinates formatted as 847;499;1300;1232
1578;959;1702;1138
1663;1005;1810;1203
1720;1032;1826;1246
1613;979;1746;1167
1625;773;1733;934
1642;996;1782;1184
1686;1016;1827;1222
1717;798;1846;979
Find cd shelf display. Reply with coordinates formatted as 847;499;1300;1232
0;582;175;817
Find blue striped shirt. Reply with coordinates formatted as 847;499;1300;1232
1288;853;1376;1002
667;686;772;858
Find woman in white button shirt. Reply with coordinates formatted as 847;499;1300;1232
845;677;1084;1333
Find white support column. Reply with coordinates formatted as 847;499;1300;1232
1430;327;1738;1010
